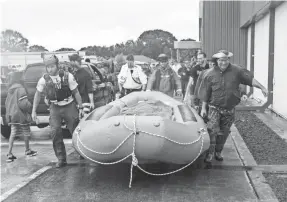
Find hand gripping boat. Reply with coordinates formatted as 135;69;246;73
72;91;210;187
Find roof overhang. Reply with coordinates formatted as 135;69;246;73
174;41;202;49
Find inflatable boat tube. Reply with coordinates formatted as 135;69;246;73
72;91;210;165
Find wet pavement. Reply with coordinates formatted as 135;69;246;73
1;142;73;195
1;134;261;202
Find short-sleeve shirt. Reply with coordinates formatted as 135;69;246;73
36;72;78;106
178;66;192;81
199;63;253;110
74;68;93;103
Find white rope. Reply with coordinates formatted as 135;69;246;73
76;114;204;188
77;131;134;155
122;115;201;145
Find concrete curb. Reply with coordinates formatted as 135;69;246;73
230;125;279;202
1;147;75;202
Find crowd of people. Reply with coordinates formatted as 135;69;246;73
5;49;268;167
115;50;268;165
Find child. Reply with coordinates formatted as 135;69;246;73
5;72;37;162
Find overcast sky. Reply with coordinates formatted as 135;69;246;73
1;0;199;51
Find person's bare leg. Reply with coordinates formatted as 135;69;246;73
24;135;30;152
7;125;16;155
7;132;15;155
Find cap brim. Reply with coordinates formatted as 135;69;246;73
212;52;233;58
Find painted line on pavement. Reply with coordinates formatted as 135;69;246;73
1;147;75;201
1;166;52;201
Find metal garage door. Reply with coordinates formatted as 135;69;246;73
253;13;269;103
273;2;287;118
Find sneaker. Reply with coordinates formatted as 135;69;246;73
6;154;17;162
25;149;37;157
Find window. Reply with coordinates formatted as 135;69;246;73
23;64;46;82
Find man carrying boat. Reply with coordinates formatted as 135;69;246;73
117;54;147;98
31;55;84;168
198;50;268;164
146;54;182;97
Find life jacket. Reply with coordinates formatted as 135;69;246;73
43;70;72;102
153;68;175;93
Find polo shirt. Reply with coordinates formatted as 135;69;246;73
199;63;253;110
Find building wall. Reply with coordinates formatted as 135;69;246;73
273;1;287;118
202;1;246;67
240;1;270;27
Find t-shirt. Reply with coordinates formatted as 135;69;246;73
189;63;210;94
36;72;78;106
74;68;93;103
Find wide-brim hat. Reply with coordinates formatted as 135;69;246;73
158;54;168;62
212;50;233;59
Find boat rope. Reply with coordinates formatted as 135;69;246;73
76;114;204;188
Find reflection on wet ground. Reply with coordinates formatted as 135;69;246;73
3;152;257;202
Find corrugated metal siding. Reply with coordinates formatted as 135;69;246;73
202;1;246;67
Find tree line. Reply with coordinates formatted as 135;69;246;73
1;29;197;61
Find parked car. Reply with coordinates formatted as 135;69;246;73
1;62;114;139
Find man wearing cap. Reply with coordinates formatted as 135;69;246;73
69;54;95;111
198;50;268;164
147;54;182;97
31;55;84;168
117;54;147;97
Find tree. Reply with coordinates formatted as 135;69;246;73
1;29;29;52
114;53;126;72
179;38;197;61
28;45;48;52
180;38;196;41
123;40;136;55
138;29;177;59
55;48;76;52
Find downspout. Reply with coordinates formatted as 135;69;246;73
261;6;275;111
247;17;255;97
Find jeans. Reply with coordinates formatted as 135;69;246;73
49;101;79;162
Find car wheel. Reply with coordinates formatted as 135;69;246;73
1;125;11;139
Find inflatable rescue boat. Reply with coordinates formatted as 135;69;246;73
72;91;210;166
